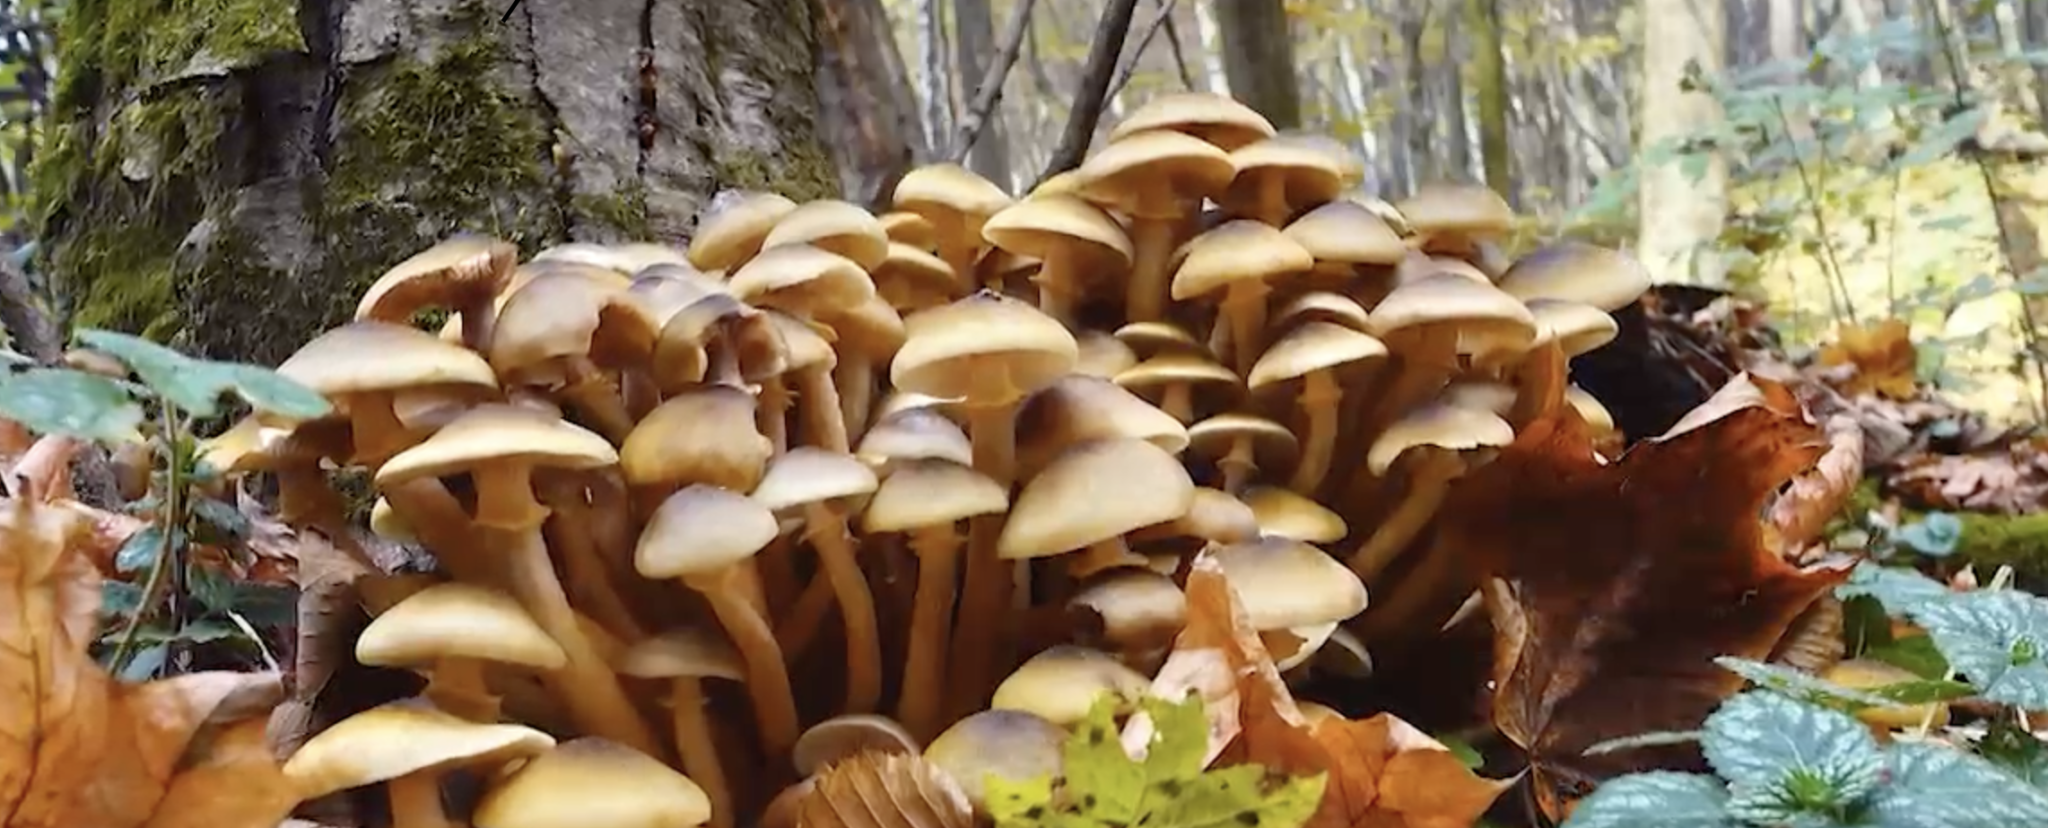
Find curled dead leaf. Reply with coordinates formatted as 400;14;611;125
1816;319;1917;401
796;751;975;828
1441;374;1855;820
1767;414;1864;558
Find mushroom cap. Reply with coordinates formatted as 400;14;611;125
637;485;780;579
1283;200;1408;267
1075;131;1236;219
535;242;691;275
893;163;1016;227
1186;413;1299;466
1396;182;1514;238
981;194;1133;267
1366;402;1516;476
1566;385;1616;433
856;407;975;470
1014;374;1190;479
1169;220;1315;301
1247;321;1388;390
760;199;890;270
1112;321;1206;355
368;496;413;544
1113;352;1240;394
1439;379;1518;416
1274;291;1375;333
375;404;616;488
629;267;730;322
621;386;775;492
690;191;800;271
1528;298;1619;357
764;309;837;372
1240;486;1348;543
1109;91;1278;151
1210;537;1369;628
1067;567;1187;652
1222;136;1346;216
791;715;920;777
1130;485;1258;545
1368;273;1537;359
1029;169;1085;200
473;737;712;828
991;645;1149;726
1074;331;1140;378
356;582;567;670
356;234;517;323
728;243;878;317
752;447;880;511
617;628;744;682
862;458;1009;533
1315;626;1374;679
1495;241;1652;312
871;242;966;310
1266;620;1339;672
878;211;939;250
824;293;909;358
653;294;789;389
283;699;556;799
998;438;1195;560
890;290;1078;405
277;321;498;397
489;271;660;380
923;709;1066;807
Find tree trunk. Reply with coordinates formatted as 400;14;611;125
951;0;1014;190
1215;0;1302;130
1637;0;1729;286
1468;0;1510;197
39;0;841;368
815;0;925;207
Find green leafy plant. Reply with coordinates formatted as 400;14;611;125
0;327;328;678
984;693;1327;828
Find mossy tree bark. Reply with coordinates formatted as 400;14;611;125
38;0;840;366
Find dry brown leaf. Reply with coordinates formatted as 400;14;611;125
796;751;975;828
0;493;293;828
140;717;299;828
1767;414;1864;556
1439;374;1855;819
1816;319;1917;401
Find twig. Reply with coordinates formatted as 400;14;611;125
109;405;183;675
1769;98;1858;327
946;0;1039;163
1158;7;1196;91
1032;0;1142;189
1104;0;1181;102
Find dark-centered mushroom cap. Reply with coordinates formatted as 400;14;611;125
1240;486;1348;543
1170;219;1315;301
1113;352;1241;395
473;737;712;828
998;438;1195;560
1109;92;1278;151
862;458;1009;533
1112;321;1207;356
990;645;1149;726
1129;485;1258;545
356;234;517;323
1365;402;1515;476
856;407;974;470
617;628;744;682
791;715;920;777
689;191;799;271
621;385;775;492
1283;200;1408;267
890;290;1078;405
1067;567;1186;652
759;199;890;270
1496;241;1653;312
284;699;556;799
981;194;1133;266
1186;413;1299;466
1075;131;1236;219
1247;321;1387;391
1210;537;1369;629
357;582;567;670
278;321;499;397
636;485;779;579
1222;136;1346;216
727;243;877;317
489;271;660;380
752;448;879;512
374;404;616;487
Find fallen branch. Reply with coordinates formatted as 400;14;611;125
947;0;1040;163
1105;0;1181;102
1032;0;1142;189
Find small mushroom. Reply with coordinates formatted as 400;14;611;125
991;645;1149;727
1127;485;1260;550
820;295;907;444
1248;321;1388;495
1494;241;1653;312
1073;331;1140;378
619;630;747;828
1067;567;1187;661
892;163;1017;283
863;458;1010;741
1223;136;1346;225
1108;91;1278;151
356;582;568;721
792;714;920;777
274;321;500;466
981;194;1133;324
620;386;776;511
369;496;414;545
727;243;878;320
1275;290;1376;333
923;709;1067;810
689;191;800;271
1000;438;1196;580
879;211;939;250
1345;403;1516;581
1013;374;1189;480
1186;412;1298;494
651;292;786;393
1568;385;1624;457
355;234;518;351
855;406;975;473
1240;485;1348;544
1395;182;1514;258
636;484;803;757
1112;350;1241;424
474;737;712;828
1074;131;1235;322
870;242;966;313
760;199;891;271
487;272;660;444
1283;200;1408;300
1169;220;1315;374
1211;537;1370;630
752;448;884;712
282;699;555;828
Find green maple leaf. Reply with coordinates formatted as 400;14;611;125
985;694;1325;828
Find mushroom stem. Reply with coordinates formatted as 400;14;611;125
378;478;497;583
937;236;978;288
684;566;803;757
709;341;744;387
759;376;792;454
834;352;876;444
950;401;1020;717
1342;330;1458;507
424;656;499;721
805;503;882;712
469;459;547;531
1355;529;1477;643
345;391;412;466
1159;383;1194;423
1252;176;1290;226
1219;435;1259;494
560;366;636;446
493;526;664;758
1289;371;1344;495
1125;218;1178;323
898;525;962;742
386;771;457;828
457;298;496;354
794;364;852;453
774;561;836;658
1068;537;1139;580
543;506;649;641
1034;254;1078;324
621;367;663;421
757;532;801;618
1345;450;1465;581
669;679;735;828
1222;283;1272;377
1507;341;1566;430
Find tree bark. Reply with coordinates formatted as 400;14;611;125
1637;0;1730;286
816;0;925;207
1468;0;1509;197
1214;0;1301;130
951;0;1014;190
39;0;840;368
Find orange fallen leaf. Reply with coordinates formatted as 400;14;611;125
1766;413;1864;557
1816;319;1917;401
1439;374;1855;820
0;489;296;828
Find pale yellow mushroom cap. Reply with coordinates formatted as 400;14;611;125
1365;403;1516;476
1109;91;1278;151
356;582;567;670
998;438;1195;560
689;191;799;271
1209;537;1369;629
284;700;556;799
473;737;712;828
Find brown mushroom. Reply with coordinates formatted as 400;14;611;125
892;163;1017;284
355;234;518;351
999;438;1195;580
473;737;712;828
487;271;660;444
981;194;1133;324
1108;91;1279;151
1240;485;1349;544
1013;374;1190;480
1223;136;1346;225
274;321;499;467
752;448;884;712
1395;182;1514;258
283;699;555;828
1494;241;1654;312
870;242;967;313
759;199;891;271
923;710;1066;810
1186;412;1298;494
1248;321;1388;495
356;582;568;721
1074;131;1236;322
620;385;775;512
689;191;800;271
1170;220;1315;374
991;645;1149;727
618;629;746;828
1112;351;1240;424
791;714;921;777
1344;403;1515;581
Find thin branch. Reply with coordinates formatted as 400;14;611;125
1033;0;1142;189
1158;5;1196;91
1769;98;1858;326
1105;0;1181;102
947;0;1039;163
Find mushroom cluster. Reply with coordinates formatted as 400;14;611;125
233;91;1652;828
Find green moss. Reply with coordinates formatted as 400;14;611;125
571;182;652;240
55;0;303;114
1852;479;2048;588
716;143;840;203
